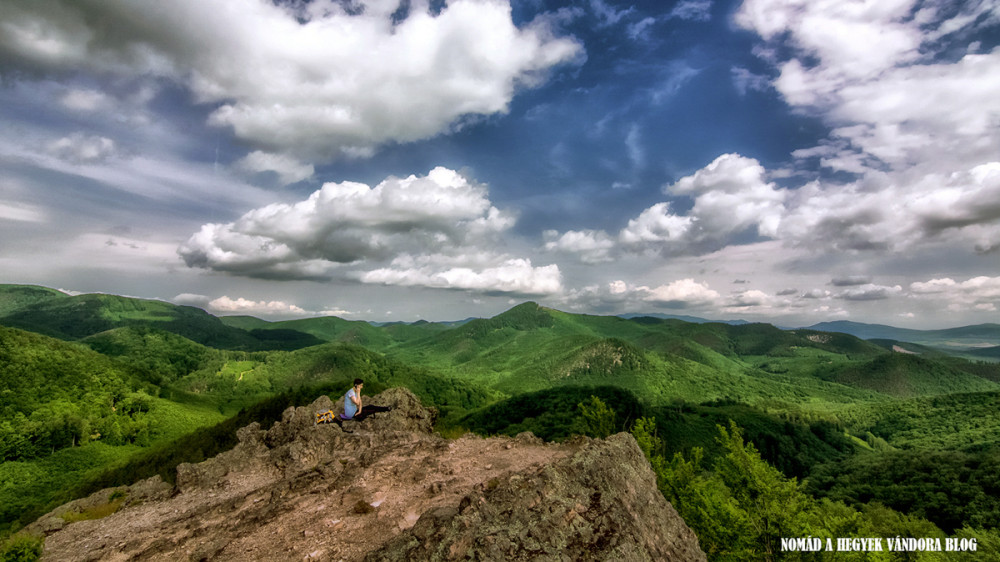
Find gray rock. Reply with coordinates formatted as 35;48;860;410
366;432;707;561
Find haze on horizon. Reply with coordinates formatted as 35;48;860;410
1;0;999;329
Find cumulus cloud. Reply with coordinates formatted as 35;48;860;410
543;229;616;263
562;277;811;317
550;140;998;261
728;0;1000;257
207;295;307;316
179;167;559;295
360;258;562;296
553;153;787;260
618;203;694;247
173;293;352;317
560;278;722;313
779;161;1000;252
0;0;583;163
727;289;770;307
910;276;1000;312
644;278;720;308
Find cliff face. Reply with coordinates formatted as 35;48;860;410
31;388;706;561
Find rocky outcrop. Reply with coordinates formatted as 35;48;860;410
33;388;706;561
368;432;704;561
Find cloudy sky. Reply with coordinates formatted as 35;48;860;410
1;0;999;327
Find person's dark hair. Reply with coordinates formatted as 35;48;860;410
354;378;364;386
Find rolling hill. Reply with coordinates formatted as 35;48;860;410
0;290;321;351
0;284;68;316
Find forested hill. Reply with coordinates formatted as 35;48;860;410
0;285;68;316
0;290;322;351
0;325;150;461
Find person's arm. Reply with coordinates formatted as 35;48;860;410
351;387;363;412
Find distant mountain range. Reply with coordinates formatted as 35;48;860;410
805;320;1000;354
618;312;750;325
2;283;997;358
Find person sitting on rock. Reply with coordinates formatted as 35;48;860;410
343;378;390;422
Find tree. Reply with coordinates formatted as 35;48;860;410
714;421;811;561
577;395;616;438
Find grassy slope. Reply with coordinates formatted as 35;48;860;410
0;285;68;316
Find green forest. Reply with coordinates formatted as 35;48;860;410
2;284;1000;560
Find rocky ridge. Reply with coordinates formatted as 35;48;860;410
30;388;706;561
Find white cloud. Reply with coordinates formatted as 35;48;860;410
360;258;562;296
909;276;1000;312
0;0;583;163
669;153;787;239
726;0;1000;260
319;306;354;317
180;167;513;274
778;161;1000;253
236;151;314;186
736;0;1000;175
559;278;722;313
173;292;353;317
207;295;307;316
179;167;559;295
543;229;616;263
618;203;694;247
833;283;903;301
60;89;110;112
643;278;720;307
47;133;118;163
558;153;786;260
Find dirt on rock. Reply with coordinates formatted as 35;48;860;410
31;388;706;561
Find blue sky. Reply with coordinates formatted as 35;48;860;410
1;0;999;327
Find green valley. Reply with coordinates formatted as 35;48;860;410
2;285;1000;560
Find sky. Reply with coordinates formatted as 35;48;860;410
1;0;999;328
